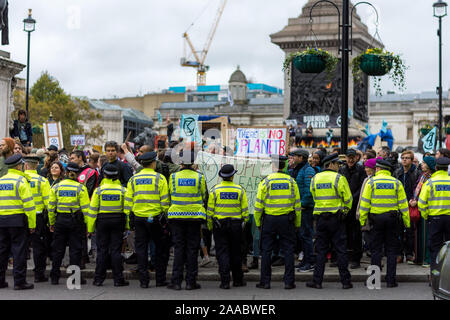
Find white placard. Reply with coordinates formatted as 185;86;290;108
70;135;85;146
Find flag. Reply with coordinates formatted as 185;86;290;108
227;90;234;107
180;114;201;144
363;124;371;136
422;127;437;153
157;111;162;124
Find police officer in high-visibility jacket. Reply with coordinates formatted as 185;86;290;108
89;164;129;287
0;154;36;290
24;154;51;283
124;152;170;289
308;153;353;290
48;162;92;285
167;149;207;291
359;159;410;288
418;157;450;271
254;154;301;290
207;164;249;289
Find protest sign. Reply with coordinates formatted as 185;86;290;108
235;127;287;158
180;114;202;144
43;121;63;150
70;135;85;146
196;151;272;215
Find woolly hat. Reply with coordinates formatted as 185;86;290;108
364;157;382;169
422;156;436;173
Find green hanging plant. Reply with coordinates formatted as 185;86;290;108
351;48;408;96
283;47;339;81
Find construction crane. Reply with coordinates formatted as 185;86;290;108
181;0;227;86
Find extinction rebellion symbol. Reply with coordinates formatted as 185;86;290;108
183;117;196;136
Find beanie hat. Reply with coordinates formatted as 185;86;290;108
2;137;15;154
423;156;436;173
364;156;383;169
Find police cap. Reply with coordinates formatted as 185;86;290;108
66;162;80;173
103;164;119;176
436;157;450;168
376;158;393;170
139;151;157;164
322;153;339;167
23;154;40;163
4;154;24;168
289;149;309;159
219;164;238;178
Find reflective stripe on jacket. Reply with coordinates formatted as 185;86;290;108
168;169;206;220
0;169;36;228
48;178;91;226
206;181;249;230
418;170;450;220
25;170;51;214
124;168;169;218
359;169;410;228
310;169;353;215
88;179;127;232
254;172;301;228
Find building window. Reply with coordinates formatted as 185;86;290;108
407;127;413;141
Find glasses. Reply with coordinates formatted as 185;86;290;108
401;157;411;160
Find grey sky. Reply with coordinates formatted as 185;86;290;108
4;0;450;99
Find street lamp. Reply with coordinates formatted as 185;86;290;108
433;0;447;150
23;9;36;121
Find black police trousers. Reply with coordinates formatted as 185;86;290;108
95;216;125;283
50;214;84;280
260;214;296;286
313;214;351;286
213;219;244;285
135;216;170;285
170;220;201;286
345;207;363;263
370;212;401;284
31;214;48;278
0;226;28;286
429;215;450;270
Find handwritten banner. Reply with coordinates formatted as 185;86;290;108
196;151;272;215
235;128;287;158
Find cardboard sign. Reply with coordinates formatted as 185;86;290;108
70;135;85;146
235;128;287;158
196;151;272;215
43;122;63;150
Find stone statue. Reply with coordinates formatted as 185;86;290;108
133;125;158;149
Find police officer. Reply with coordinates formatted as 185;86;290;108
418;157;450;271
89;164;129;287
124;152;170;289
48;162;91;285
254;154;301;290
207;164;249;289
0;154;36;290
167;149;207;291
24;154;51;283
307;153;353;290
359;159;410;288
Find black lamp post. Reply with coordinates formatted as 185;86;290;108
23;9;36;121
433;0;447;151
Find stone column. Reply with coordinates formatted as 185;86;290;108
0;51;26;138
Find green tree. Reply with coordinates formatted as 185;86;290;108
13;71;104;149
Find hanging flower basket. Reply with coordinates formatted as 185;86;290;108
352;48;408;96
283;47;339;80
293;54;326;73
360;54;393;76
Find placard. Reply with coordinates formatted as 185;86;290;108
235;127;287;158
70;135;85;146
43;121;64;150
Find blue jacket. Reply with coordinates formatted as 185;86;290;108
289;161;316;208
